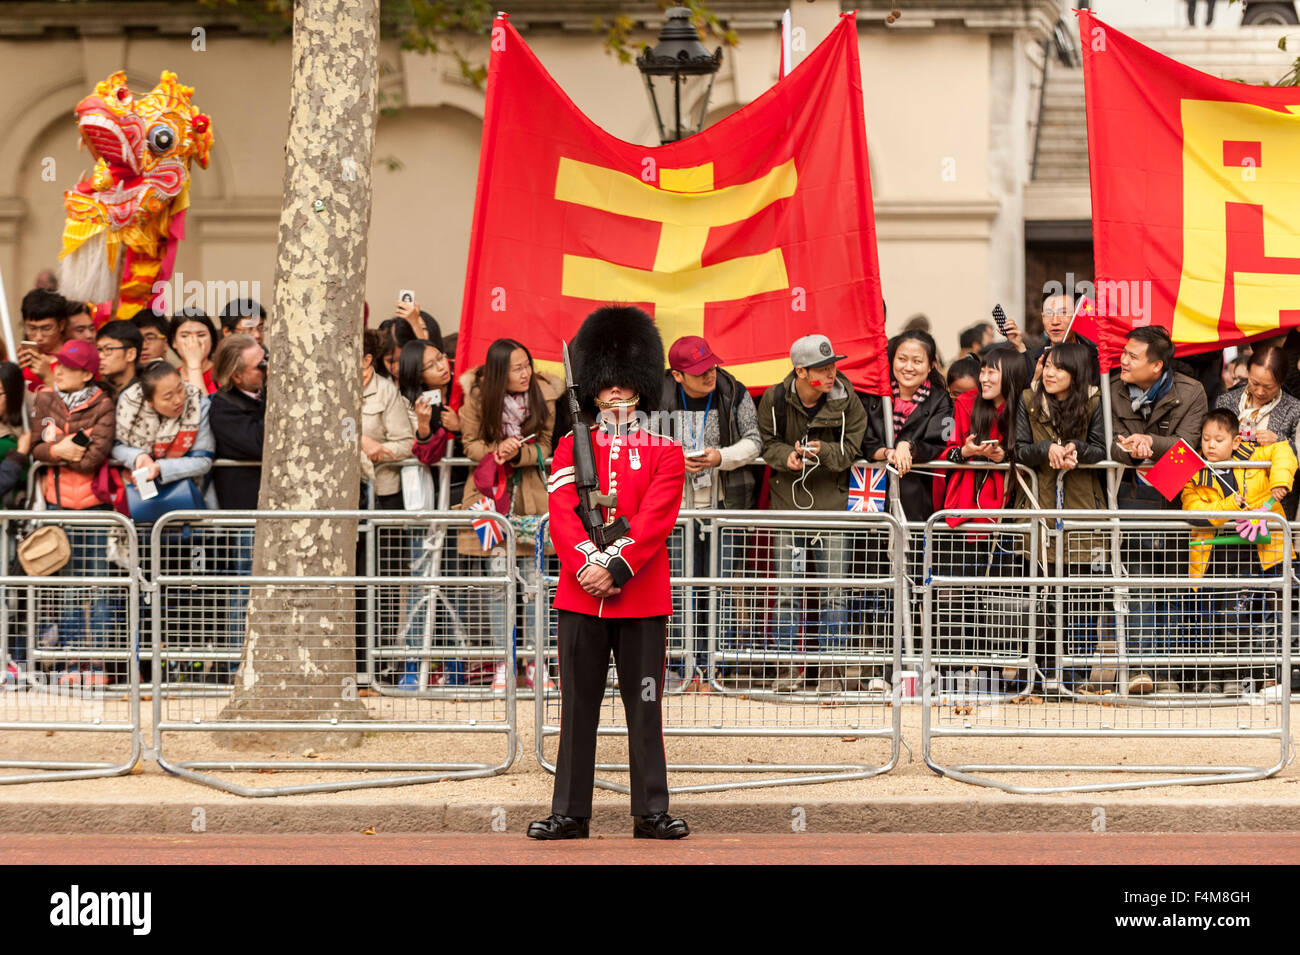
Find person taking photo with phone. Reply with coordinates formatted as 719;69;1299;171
18;289;69;391
396;338;459;466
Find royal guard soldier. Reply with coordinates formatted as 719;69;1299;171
526;306;689;841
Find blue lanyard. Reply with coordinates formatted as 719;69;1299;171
679;386;713;452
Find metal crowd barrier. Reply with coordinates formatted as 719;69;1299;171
534;510;905;794
0;510;141;784
6;452;1299;797
921;508;1292;794
147;509;517;796
895;461;1041;661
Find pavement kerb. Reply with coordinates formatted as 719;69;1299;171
1;796;1299;835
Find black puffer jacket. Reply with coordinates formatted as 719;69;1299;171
861;382;953;523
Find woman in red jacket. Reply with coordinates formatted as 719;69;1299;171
938;344;1028;692
29;341;120;686
942;344;1028;520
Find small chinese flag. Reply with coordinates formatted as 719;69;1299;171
1137;438;1203;500
1067;295;1100;344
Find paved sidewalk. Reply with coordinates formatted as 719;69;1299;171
1;701;1297;834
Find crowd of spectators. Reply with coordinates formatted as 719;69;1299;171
4;276;1297;698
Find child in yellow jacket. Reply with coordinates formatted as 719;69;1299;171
1181;409;1297;577
1180;409;1295;695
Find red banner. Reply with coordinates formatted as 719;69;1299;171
1081;11;1300;372
456;13;889;395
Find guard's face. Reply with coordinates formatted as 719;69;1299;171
597;384;638;409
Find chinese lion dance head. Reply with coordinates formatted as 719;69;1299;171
58;70;214;320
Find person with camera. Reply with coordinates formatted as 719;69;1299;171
396;338;459;468
18;289;69;391
218;299;265;348
208;334;265;668
393;297;444;353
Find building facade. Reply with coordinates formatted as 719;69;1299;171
4;1;1287;360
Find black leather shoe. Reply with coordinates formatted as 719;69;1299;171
526;813;589;840
633;811;690;840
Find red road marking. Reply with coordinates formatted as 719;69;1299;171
0;832;1297;865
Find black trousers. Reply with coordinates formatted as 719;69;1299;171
552;610;670;818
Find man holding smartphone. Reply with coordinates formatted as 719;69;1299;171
18;289;69;391
757;334;868;693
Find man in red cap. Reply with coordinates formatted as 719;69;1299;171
659;334;761;690
29;339;119;686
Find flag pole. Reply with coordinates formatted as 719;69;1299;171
1100;369;1119;508
1063;297;1083;342
778;9;792;80
0;261;19;368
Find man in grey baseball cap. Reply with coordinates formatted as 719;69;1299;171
755;331;867;695
789;333;846;370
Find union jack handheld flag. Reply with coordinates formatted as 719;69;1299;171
847;464;888;512
468;497;503;549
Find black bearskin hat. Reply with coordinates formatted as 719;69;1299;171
569;305;665;415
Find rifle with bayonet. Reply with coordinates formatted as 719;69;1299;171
562;340;630;550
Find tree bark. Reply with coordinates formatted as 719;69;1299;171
219;0;379;745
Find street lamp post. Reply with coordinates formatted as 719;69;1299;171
635;6;723;145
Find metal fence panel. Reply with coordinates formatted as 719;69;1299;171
921;509;1292;793
534;511;904;794
149;509;517;796
0;511;141;783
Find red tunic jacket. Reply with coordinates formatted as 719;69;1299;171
548;419;685;618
